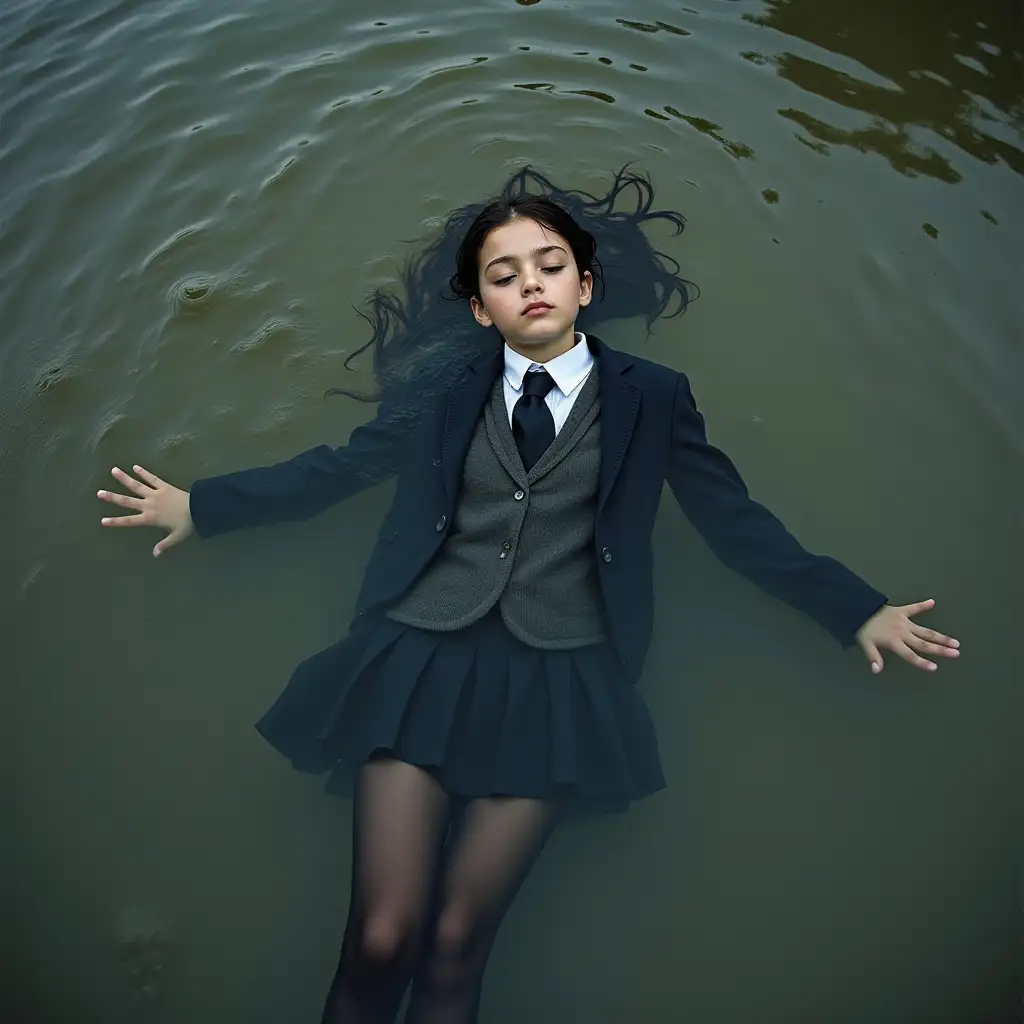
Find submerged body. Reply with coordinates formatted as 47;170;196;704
95;173;960;1022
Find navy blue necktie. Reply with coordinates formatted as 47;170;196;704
512;369;556;472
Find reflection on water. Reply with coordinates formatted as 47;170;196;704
616;17;692;38
645;107;757;159
743;0;1023;181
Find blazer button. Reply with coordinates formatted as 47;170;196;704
514;489;525;501
436;515;447;532
601;547;612;563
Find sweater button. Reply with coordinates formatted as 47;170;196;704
601;547;612;563
514;489;525;500
436;515;447;531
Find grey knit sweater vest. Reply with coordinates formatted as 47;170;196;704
386;366;607;648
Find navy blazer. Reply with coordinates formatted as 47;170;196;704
189;334;887;683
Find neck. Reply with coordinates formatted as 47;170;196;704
505;328;577;364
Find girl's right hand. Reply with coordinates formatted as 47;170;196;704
98;465;194;557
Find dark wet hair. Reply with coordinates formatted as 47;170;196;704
447;192;602;306
326;163;696;405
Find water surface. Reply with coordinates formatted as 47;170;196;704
3;0;1020;1020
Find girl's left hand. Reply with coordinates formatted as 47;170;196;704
856;599;960;674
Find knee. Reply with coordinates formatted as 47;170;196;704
430;906;483;967
415;907;491;998
354;911;421;973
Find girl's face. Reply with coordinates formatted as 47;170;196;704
469;216;593;356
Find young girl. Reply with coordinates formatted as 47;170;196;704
96;167;959;1023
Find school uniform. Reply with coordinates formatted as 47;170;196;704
189;333;887;815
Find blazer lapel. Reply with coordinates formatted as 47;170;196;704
440;334;640;518
590;335;641;519
484;374;528;487
526;365;600;482
440;345;503;506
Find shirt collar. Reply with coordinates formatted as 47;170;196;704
503;332;592;396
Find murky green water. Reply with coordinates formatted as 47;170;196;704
3;1;1020;1021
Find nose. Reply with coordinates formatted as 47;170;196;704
520;264;543;293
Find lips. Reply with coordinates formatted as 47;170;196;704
522;302;553;315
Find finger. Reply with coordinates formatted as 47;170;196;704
153;528;184;557
893;640;937;672
900;597;936;617
910;624;959;649
101;511;147;527
906;635;959;659
132;464;167;490
110;466;151;497
97;489;144;510
860;640;883;674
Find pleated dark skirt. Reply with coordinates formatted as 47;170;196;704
256;605;666;817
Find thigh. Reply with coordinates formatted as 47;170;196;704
349;755;452;925
433;795;562;942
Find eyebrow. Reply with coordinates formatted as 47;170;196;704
484;245;568;272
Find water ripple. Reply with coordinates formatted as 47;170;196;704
1;0;1021;559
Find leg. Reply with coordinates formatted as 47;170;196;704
321;756;452;1024
405;795;562;1024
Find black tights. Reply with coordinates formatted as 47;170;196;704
320;756;561;1024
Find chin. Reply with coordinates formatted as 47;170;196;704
519;321;567;338
513;333;560;348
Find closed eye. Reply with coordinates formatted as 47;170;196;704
494;266;565;286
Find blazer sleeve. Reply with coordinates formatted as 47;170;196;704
665;372;887;646
188;384;433;539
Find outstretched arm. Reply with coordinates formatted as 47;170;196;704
187;384;435;538
97;383;439;554
664;373;959;672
